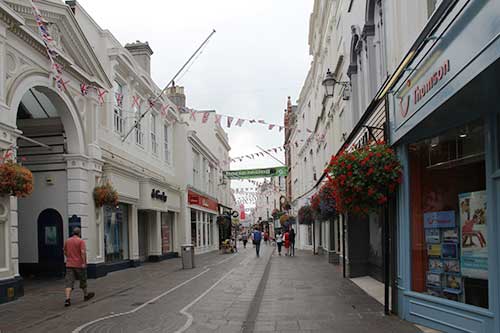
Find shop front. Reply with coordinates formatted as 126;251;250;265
389;1;499;331
138;180;180;262
188;189;218;254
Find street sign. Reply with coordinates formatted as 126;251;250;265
224;166;288;179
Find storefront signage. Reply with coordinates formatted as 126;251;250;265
224;166;288;179
398;59;450;120
188;190;218;212
151;189;167;202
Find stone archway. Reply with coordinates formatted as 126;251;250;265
3;73;94;279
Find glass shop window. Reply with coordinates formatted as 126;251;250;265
409;119;488;308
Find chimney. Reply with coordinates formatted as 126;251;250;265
166;84;186;108
124;40;153;75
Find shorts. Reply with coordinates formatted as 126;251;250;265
65;267;87;289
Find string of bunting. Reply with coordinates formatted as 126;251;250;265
230;145;284;162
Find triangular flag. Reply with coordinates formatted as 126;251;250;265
227;116;234;128
202;111;210;123
249;119;256;123
215;114;222;125
268;124;275;130
190;110;196;121
279;126;284;132
236;119;245;127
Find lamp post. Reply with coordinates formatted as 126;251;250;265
321;68;350;98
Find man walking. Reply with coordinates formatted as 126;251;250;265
252;227;262;257
289;228;296;256
64;227;94;307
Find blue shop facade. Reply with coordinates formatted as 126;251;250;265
387;0;500;332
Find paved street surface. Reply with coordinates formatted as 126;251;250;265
0;245;421;332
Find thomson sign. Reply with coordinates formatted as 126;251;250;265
224;166;288;179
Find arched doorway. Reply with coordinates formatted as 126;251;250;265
13;84;84;278
37;209;64;276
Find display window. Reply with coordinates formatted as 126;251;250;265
409;119;488;308
104;203;129;262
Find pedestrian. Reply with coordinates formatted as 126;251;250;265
241;232;248;248
264;231;269;245
289;228;296;256
63;227;94;307
283;229;290;256
275;231;283;256
252;227;263;257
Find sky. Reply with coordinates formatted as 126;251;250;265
78;0;313;197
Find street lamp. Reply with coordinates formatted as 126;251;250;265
322;68;350;98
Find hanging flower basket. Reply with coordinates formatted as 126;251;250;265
327;142;402;214
93;182;119;208
298;204;314;225
313;180;337;221
0;160;33;198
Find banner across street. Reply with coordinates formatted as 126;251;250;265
223;166;288;179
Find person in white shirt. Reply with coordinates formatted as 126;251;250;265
275;231;283;256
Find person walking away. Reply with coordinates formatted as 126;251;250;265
64;227;94;307
276;231;283;256
283;230;290;256
252;227;263;257
241;232;248;248
289;228;296;256
264;231;269;245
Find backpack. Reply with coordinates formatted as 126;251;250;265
253;231;262;241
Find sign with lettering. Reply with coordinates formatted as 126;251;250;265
224;166;288;179
188;190;218;212
396;59;450;127
151;189;167;202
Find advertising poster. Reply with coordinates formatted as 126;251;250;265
459;190;487;279
425;229;440;243
427;244;441;257
424;211;455;229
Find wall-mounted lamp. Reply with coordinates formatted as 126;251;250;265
322;68;350;98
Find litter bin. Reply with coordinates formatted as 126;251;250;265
181;244;195;269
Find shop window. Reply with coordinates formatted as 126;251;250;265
409;119;488;308
191;209;197;246
104;204;129;262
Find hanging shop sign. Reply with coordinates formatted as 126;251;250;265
151;189;167;202
188;190;218;212
224;166;288;179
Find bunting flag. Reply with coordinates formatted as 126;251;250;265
96;88;107;105
268;124;275;130
202;111;210;123
80;83;89;96
227;116;234;128
190;109;197;121
235;119;245;127
279;126;284;132
214;114;222;125
160;104;168;117
258;120;266;124
148;98;156;108
132;96;141;109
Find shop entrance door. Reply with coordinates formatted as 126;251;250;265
37;209;64;276
138;211;149;261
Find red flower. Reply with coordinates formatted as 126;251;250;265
366;167;374;176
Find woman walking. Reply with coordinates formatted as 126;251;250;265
283;229;290;256
275;231;283;255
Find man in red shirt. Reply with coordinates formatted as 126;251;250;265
64;227;94;307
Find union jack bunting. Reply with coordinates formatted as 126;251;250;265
202;111;210;123
132;96;141;109
97;88;107;105
214;114;222;125
80;83;89;96
189;110;196;121
148;98;156;108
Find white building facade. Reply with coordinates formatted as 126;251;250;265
0;0;232;303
